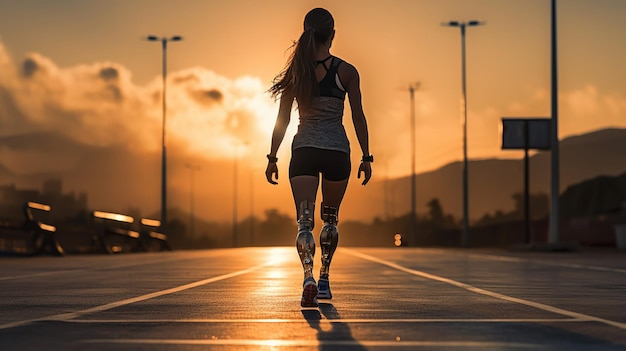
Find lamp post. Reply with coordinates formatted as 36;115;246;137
442;20;484;247
145;35;183;233
549;0;560;244
232;141;247;247
249;169;255;246
233;145;239;247
408;82;420;246
185;163;201;238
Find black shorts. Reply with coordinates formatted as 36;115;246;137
289;147;351;181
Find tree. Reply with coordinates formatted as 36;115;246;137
425;197;456;230
258;209;295;246
512;192;549;219
427;198;445;226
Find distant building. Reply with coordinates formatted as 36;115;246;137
0;179;88;221
43;179;63;197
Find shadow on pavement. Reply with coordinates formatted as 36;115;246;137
302;303;367;351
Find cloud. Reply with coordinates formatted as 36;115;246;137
561;84;626;136
0;39;280;170
99;67;119;81
190;88;224;106
566;85;598;116
466;84;626;159
163;67;284;162
21;57;39;78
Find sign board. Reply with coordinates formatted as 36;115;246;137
501;118;551;150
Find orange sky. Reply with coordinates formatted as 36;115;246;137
0;0;625;221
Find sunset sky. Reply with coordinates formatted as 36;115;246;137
0;0;625;221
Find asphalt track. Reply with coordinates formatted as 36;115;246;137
0;247;625;350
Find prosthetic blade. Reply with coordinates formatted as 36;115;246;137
319;206;338;277
296;201;316;278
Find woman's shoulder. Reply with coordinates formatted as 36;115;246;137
333;55;355;68
334;56;359;77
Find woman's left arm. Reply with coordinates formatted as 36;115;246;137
341;63;372;185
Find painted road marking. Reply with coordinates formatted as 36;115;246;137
0;261;276;330
0;252;214;281
80;339;546;348
65;317;588;324
0;269;85;281
468;253;626;274
344;249;626;331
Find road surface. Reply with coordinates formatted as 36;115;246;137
1;247;625;350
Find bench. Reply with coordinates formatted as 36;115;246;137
91;211;141;254
137;218;172;252
0;202;64;256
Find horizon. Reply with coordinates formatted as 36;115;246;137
1;0;626;225
1;126;624;226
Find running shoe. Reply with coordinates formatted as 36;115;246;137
301;277;319;307
317;276;332;299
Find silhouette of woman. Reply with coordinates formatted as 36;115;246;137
265;8;372;307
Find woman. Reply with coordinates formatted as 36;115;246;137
265;7;373;308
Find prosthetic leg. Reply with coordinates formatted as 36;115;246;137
296;200;318;307
317;205;338;299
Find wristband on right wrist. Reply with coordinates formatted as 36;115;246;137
361;155;374;163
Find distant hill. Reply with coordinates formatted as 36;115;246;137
560;172;626;218
342;128;626;221
0;128;625;223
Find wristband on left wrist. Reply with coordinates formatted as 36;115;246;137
267;154;278;163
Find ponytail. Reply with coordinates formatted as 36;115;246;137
270;8;334;113
292;28;319;111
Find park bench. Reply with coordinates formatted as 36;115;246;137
90;210;140;254
137;218;172;252
0;201;64;256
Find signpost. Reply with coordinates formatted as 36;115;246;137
501;118;551;244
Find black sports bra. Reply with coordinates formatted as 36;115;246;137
316;56;346;100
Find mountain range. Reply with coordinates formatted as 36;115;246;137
0;128;625;223
341;128;626;221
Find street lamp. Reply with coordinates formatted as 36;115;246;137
549;0;561;244
185;163;201;238
249;169;255;246
232;141;247;247
442;20;485;247
145;35;183;233
408;82;420;246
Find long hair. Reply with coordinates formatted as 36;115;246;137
269;8;334;112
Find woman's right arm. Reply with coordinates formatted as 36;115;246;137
266;93;294;185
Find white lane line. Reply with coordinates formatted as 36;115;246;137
65;318;588;324
0;269;85;281
0;262;273;331
80;338;545;349
0;253;213;281
344;249;626;331
468;253;626;274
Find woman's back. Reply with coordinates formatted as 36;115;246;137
294;56;349;153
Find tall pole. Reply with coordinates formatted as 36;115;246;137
250;169;254;246
185;163;201;238
409;83;420;246
442;20;484;247
549;0;560;243
146;35;182;233
233;144;239;247
460;24;470;247
161;39;168;234
189;162;192;238
524;122;531;244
